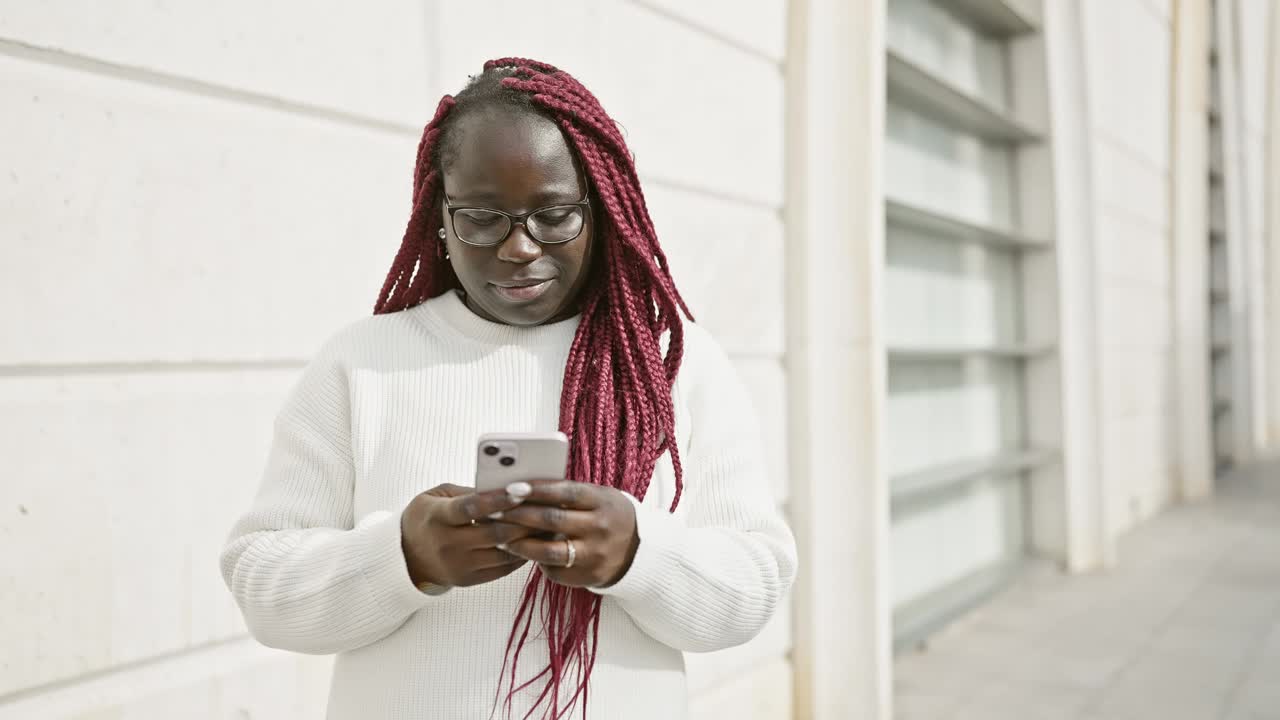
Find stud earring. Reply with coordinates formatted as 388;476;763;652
437;228;446;239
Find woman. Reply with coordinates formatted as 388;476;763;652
220;58;797;720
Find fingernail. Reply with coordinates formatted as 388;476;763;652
506;482;532;499
487;511;504;520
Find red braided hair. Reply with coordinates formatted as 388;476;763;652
373;58;692;719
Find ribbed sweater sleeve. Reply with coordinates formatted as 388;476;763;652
591;327;799;652
219;334;435;655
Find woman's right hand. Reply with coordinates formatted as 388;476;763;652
400;482;536;588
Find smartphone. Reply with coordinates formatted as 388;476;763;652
474;432;570;493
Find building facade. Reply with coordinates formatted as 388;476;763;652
0;0;1275;718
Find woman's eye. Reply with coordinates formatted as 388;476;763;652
536;209;573;224
460;211;501;226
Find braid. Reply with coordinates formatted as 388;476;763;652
374;95;459;314
374;59;692;720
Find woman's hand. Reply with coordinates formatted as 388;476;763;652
493;480;640;588
400;483;540;588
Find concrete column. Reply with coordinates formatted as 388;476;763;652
1039;0;1117;570
1267;0;1280;449
785;0;891;718
1171;0;1215;499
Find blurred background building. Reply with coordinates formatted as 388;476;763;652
2;0;1277;718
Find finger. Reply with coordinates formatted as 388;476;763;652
454;520;540;549
443;488;529;526
470;547;529;571
425;483;472;499
466;558;531;586
502;536;576;568
498;505;600;536
518;480;600;510
482;481;534;519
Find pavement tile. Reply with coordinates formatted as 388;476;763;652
894;460;1280;720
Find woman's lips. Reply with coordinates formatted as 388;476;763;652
490;279;555;303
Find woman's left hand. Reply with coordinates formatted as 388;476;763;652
494;480;639;588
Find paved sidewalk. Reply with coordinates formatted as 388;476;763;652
895;459;1280;720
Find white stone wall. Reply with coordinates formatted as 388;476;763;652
1080;0;1180;534
1233;0;1273;452
1080;0;1273;533
0;1;791;718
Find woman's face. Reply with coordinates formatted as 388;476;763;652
440;109;595;326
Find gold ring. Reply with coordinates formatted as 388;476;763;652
564;538;577;569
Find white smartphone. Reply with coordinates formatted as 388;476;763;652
474;431;570;493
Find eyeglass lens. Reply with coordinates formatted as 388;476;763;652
453;206;585;246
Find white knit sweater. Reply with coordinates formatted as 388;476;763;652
219;290;797;719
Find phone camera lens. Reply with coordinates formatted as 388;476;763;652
499;456;515;467
484;445;500;456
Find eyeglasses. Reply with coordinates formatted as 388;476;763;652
443;191;592;248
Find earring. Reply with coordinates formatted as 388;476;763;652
437;228;446;239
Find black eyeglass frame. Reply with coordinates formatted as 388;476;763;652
442;190;593;248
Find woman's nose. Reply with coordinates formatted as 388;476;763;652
495;223;543;263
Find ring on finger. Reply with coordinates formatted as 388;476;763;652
564;538;577;569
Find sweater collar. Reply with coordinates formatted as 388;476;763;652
421;289;582;346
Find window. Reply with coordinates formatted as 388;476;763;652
883;0;1055;648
